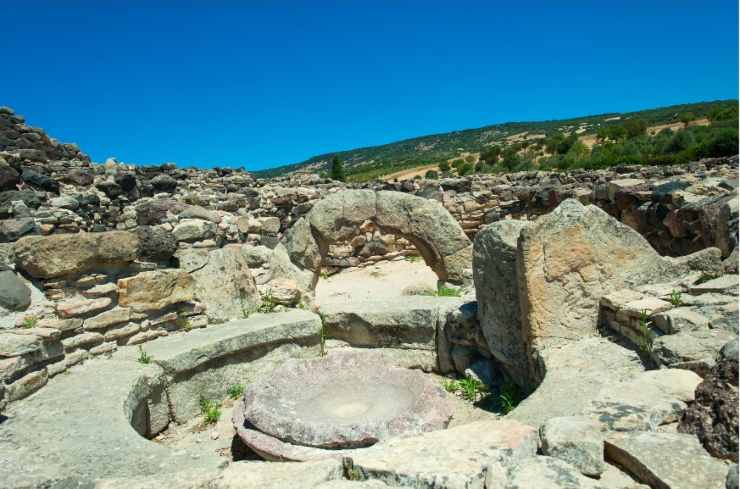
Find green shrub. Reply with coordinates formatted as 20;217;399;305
442;375;488;402
669;290;682;306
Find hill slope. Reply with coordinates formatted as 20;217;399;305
254;99;737;180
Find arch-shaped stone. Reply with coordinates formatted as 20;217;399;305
277;190;472;292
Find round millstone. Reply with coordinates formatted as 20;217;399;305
234;351;453;450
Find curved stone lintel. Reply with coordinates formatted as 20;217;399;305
283;190;472;289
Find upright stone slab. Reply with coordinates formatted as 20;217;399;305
516;199;693;384
473;219;532;386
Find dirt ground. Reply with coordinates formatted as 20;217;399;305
314;257;438;306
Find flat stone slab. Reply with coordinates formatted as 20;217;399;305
115;309;321;374
236;350;454;449
319;296;461;351
349;419;538;489
587;369;702;432
605;431;728;489
511;338;644;427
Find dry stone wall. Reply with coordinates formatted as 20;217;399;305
0;106;738;410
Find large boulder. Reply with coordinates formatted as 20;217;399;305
516;199;706;384
14;231;139;279
473;219;532;385
190;245;260;323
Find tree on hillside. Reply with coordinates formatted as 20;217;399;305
330;156;345;181
439;161;450;172
623;118;647;139
480;145;501;165
679;112;695;128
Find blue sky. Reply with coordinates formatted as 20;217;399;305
3;1;738;170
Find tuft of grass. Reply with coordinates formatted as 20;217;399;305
199;397;221;424
21;316;37;329
442;375;488;402
257;293;277;314
498;381;523;414
436;285;461;297
669;290;682;307
137;346;152;364
227;384;244;400
405;255;422;263
636;309;654;353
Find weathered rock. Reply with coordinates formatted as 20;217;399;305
0;217;34;242
150;174;178;193
0;332;40;357
117;269;195;312
517;199;701;385
473;219;532;385
539;416;605;477
319;296;461;351
487;456;610;489
172;218;216;243
605;431;728;489
190;245;260;323
0;270;31;310
135;226;177;262
652;328;737;376
14;231;138;279
237;351;454;450
56;297;112;318
679;350;739;462
84;307;133;330
267;278;300;306
349;419;538;489
587;369;702;432
511;338;644;427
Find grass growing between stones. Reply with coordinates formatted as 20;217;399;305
443;375;488;402
497;381;523;415
636;309;654;354
137;346;152;364
21;315;37;329
257;293;277;314
436;285;461;297
227;384;244;400
199;398;221;424
669;290;683;306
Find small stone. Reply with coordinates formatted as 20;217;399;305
0;270;31;311
62;332;104;351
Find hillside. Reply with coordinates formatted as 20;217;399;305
254;99;737;180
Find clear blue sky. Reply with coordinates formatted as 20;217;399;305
3;1;738;170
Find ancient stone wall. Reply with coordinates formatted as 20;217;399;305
0;107;737;409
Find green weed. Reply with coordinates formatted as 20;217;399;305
199;398;221;424
137;346;152;364
227;384;244;400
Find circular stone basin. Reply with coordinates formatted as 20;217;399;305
234;351;453;450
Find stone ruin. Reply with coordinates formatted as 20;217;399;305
0;107;737;488
233;351;454;460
